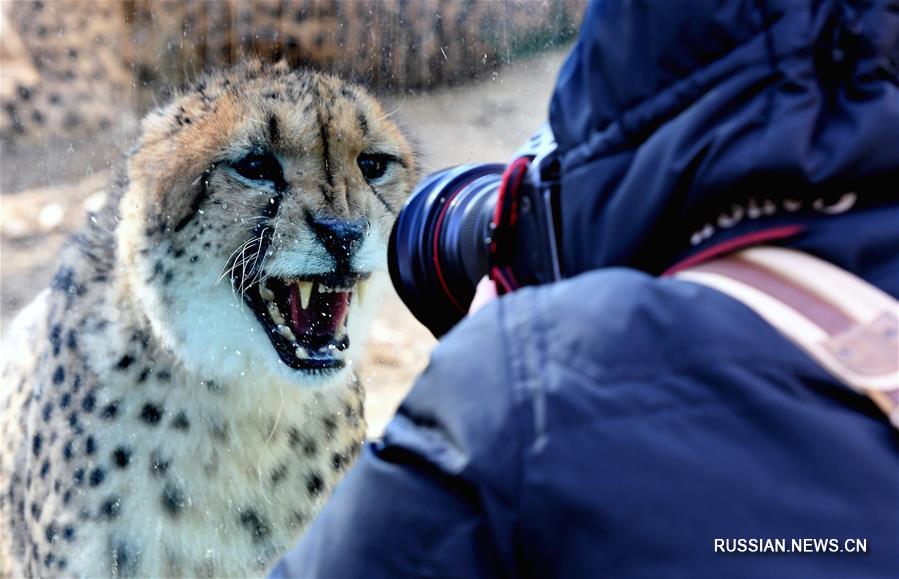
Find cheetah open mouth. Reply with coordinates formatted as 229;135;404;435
242;272;370;372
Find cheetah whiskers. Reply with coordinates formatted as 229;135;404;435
218;237;257;286
252;215;283;288
217;228;271;296
241;229;271;295
375;101;405;122
242;217;283;293
245;225;275;291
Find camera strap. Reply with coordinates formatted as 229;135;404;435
675;246;899;429
489;157;532;294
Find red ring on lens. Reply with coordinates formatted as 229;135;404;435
431;182;474;312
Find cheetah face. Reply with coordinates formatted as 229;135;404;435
225;150;399;374
120;63;417;385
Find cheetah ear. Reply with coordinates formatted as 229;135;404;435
170;167;213;234
127;140;215;238
158;166;217;237
128;96;238;237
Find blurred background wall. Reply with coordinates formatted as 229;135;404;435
0;0;582;435
2;0;582;148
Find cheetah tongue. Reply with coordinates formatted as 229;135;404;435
288;282;350;349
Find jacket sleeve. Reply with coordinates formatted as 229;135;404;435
268;297;527;578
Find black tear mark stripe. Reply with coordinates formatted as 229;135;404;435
258;190;284;219
173;166;214;233
367;183;396;216
231;191;283;285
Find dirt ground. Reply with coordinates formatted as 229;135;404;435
0;48;569;437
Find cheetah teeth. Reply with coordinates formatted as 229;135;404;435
314;283;355;294
278;324;297;341
259;279;361;311
267;300;286;325
297;281;313;309
356;280;368;307
256;278;357;360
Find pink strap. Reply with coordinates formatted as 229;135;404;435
676;247;898;429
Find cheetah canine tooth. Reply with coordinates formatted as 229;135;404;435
297;281;313;309
356;280;368;306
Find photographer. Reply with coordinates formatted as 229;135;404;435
271;0;898;577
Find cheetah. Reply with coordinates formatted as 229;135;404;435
0;60;416;577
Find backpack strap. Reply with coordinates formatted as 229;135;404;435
675;246;899;428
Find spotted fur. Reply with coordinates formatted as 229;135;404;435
0;61;416;578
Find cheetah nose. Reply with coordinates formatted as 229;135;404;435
308;216;368;262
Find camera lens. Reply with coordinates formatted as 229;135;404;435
388;164;504;337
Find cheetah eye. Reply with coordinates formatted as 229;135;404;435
357;153;398;182
230;150;283;183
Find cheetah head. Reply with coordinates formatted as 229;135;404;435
117;61;416;385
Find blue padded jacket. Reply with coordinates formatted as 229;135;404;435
271;1;899;577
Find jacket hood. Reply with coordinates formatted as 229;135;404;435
549;0;899;276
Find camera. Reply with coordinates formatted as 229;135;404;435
388;125;563;337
